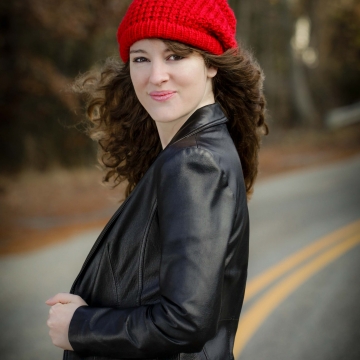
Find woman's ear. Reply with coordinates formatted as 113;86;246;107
207;66;218;79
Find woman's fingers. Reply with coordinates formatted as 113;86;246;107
46;292;87;306
46;292;70;305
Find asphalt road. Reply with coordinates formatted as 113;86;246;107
236;154;360;360
1;155;359;360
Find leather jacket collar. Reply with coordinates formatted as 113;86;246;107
167;103;228;148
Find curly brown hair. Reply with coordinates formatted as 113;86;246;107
73;40;268;198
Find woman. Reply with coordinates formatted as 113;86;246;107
46;0;268;359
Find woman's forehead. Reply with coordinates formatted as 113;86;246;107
130;38;168;50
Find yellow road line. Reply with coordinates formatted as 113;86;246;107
244;219;360;303
234;233;360;358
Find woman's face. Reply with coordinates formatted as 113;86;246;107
129;39;217;129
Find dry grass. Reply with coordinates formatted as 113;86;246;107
258;124;360;178
0;168;126;255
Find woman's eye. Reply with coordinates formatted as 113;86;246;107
168;54;184;61
133;57;148;63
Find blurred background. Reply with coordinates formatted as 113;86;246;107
1;0;360;249
0;0;360;359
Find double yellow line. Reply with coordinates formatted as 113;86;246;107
234;219;360;358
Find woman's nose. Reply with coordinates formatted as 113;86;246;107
149;61;169;85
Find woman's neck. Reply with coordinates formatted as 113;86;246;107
155;100;216;149
155;117;188;149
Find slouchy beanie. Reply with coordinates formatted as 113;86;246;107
117;0;238;62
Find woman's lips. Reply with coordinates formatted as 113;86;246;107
149;91;176;102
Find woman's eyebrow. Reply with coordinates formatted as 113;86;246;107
130;49;171;54
129;49;147;54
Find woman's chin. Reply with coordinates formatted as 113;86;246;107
150;113;188;125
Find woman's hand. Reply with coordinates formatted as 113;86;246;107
46;293;88;350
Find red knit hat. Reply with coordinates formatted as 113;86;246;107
117;0;238;62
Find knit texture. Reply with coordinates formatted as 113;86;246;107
117;0;237;62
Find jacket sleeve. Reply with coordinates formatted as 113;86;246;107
68;147;237;358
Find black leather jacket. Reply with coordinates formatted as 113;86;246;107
65;103;249;360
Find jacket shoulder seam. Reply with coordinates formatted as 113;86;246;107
161;146;235;203
197;145;235;201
